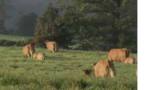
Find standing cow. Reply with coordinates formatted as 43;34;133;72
22;42;35;58
93;60;116;78
45;40;58;53
108;48;130;62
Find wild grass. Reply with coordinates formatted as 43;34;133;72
0;46;137;90
0;34;31;41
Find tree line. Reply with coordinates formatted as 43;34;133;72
1;0;137;52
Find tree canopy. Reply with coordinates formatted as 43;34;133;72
34;0;137;52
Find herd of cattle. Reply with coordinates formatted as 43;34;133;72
85;48;136;78
22;40;58;60
22;40;137;78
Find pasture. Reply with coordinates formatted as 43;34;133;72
0;34;31;42
0;46;137;90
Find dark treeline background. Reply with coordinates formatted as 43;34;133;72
34;0;137;52
0;0;137;52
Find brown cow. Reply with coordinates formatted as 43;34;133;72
22;42;35;58
124;57;136;64
93;60;116;78
108;48;129;62
33;52;45;61
45;40;58;53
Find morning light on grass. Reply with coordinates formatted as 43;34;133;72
0;46;137;90
0;0;137;89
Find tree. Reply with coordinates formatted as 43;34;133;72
34;6;60;43
68;0;137;51
34;0;137;52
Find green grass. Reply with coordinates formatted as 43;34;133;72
0;46;137;90
0;34;31;41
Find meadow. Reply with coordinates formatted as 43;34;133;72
0;46;137;90
0;34;31;41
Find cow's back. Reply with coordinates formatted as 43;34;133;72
108;48;129;62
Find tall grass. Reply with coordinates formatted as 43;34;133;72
0;34;31;41
0;46;137;90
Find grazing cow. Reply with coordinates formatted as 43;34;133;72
45;40;58;53
108;48;129;62
33;52;45;61
22;42;35;58
93;60;116;78
124;57;136;64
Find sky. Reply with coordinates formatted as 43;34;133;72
5;0;57;30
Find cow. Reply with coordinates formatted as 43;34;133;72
93;60;116;78
124;57;136;64
33;52;45;61
45;40;58;53
108;48;130;62
22;42;35;58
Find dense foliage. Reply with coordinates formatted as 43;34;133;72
34;0;137;52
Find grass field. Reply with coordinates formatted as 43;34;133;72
0;34;31;41
0;46;137;90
